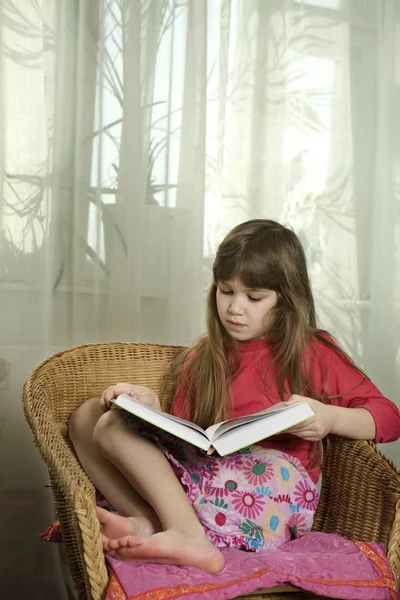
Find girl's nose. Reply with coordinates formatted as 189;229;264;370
228;299;244;314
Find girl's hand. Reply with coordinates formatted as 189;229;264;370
284;394;334;441
100;383;161;411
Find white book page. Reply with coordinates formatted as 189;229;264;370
205;403;305;442
116;394;207;433
113;394;211;450
157;411;208;434
213;403;314;455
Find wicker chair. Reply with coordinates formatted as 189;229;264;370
23;342;400;600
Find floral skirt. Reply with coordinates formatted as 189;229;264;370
125;415;319;552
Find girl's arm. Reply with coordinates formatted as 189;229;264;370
328;404;376;438
284;395;377;441
285;339;400;443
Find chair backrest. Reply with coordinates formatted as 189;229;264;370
24;341;185;426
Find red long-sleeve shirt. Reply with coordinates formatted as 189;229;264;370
171;336;400;483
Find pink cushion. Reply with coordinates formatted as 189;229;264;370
105;533;397;600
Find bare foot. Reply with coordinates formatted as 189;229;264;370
106;529;224;573
96;507;158;550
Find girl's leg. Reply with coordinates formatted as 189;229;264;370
68;398;161;537
92;409;224;573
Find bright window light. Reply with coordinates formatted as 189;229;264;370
294;0;340;9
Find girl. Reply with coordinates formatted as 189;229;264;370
68;219;400;574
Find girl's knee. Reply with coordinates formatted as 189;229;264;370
92;409;124;453
68;397;102;444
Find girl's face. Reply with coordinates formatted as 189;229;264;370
216;278;278;342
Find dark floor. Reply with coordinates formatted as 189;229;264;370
0;487;72;599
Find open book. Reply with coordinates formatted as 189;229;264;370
112;394;315;456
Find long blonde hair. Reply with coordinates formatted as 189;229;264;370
170;219;365;430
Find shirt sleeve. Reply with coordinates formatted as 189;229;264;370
318;340;400;444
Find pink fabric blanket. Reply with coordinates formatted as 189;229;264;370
105;532;397;600
40;516;397;598
39;496;397;597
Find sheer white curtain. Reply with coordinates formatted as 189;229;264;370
0;0;399;497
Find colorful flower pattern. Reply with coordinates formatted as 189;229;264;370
207;466;248;497
219;453;245;471
210;497;229;510
239;518;264;541
293;479;319;511
261;501;287;547
255;485;273;497
274;458;296;492
242;458;274;486
124;418;319;553
231;489;266;519
200;501;244;539
286;512;309;539
278;453;308;476
274;493;292;504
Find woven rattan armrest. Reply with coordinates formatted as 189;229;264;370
24;374;107;599
312;435;400;579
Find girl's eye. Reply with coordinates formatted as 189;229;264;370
220;289;233;295
248;296;262;302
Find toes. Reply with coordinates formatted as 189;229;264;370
107;538;121;550
126;536;143;548
107;536;144;550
